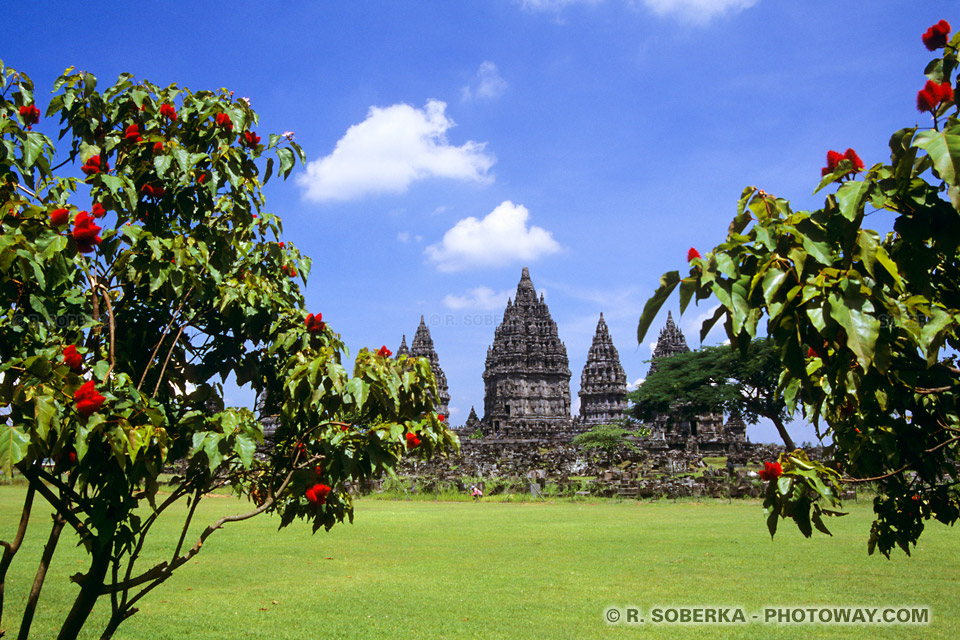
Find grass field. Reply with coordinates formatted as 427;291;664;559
1;486;957;639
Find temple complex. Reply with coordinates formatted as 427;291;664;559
481;268;572;437
577;313;628;426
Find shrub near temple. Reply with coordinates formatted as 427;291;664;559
0;61;457;639
637;19;960;556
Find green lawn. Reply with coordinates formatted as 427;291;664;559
1;486;956;639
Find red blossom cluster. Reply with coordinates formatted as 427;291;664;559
50;208;70;227
91;203;107;218
922;19;951;51
19;104;40;130
215;112;233;131
81;154;109;176
916;79;954;113
438;414;445;423
405;432;421;449
240;131;260;148
141;183;166;198
758;461;782;481
72;211;102;253
153;141;164;154
305;483;332;505
376;345;392;358
687;247;701;262
305;312;325;333
63;345;83;371
74;380;105;417
124;123;142;142
281;265;297;277
821;148;864;177
159;102;177;121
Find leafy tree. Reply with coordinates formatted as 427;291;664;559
0;61;457;639
572;419;648;465
629;338;796;449
637;21;960;556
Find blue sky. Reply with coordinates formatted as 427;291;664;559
5;0;954;443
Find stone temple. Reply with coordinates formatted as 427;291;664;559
396;316;450;418
577;313;629;426
481;268;573;437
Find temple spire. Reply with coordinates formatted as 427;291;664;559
579;314;628;425
410;317;449;417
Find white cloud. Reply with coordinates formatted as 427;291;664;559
519;0;758;23
627;377;645;391
425;201;562;272
443;286;514;310
640;0;758;23
298;100;494;202
461;62;508;101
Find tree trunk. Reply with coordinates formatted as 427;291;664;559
767;412;796;451
17;514;64;640
0;483;35;631
56;545;111;640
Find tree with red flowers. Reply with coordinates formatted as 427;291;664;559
638;20;960;556
0;60;457;639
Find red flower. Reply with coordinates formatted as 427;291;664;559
305;313;325;333
91;203;107;218
282;266;297;278
843;148;864;172
63;345;83;371
758;461;782;481
18;104;40;129
153;141;164;154
81;154;109;176
124;123;142;142
438;414;445;423
74;380;105;417
159;103;177;121
279;242;285;249
917;79;954;113
141;184;166;198
377;345;392;358
405;432;421;449
305;483;332;505
197;172;208;184
215;112;233;131
807;347;818;358
922;20;951;51
240;131;260;148
72;211;102;253
821;148;864;177
67;451;77;464
50;208;70;226
687;247;701;262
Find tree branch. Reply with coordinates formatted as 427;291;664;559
137;287;193;393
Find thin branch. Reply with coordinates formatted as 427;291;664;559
152;325;184;397
118;466;299;608
137;286;194;393
13;183;37;200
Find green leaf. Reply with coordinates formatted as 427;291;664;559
827;293;880;370
914;128;960;186
0;424;30;475
35;395;58;441
836;180;870;221
234;433;256;468
637;271;680;344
